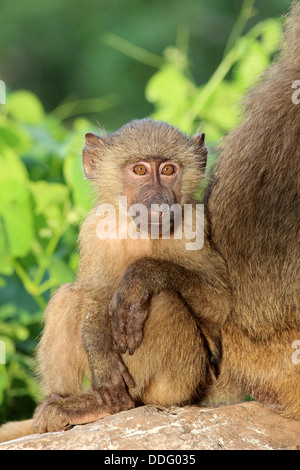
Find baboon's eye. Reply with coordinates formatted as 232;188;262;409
134;164;147;175
161;164;174;175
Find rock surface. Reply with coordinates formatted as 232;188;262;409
0;401;300;450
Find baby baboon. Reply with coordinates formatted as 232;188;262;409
0;120;231;440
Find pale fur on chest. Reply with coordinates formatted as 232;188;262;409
77;208;207;293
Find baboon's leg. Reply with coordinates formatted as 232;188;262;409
33;289;215;433
123;291;216;406
36;283;89;396
33;284;112;433
207;322;300;418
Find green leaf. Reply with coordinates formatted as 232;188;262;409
235;41;269;91
63;153;93;214
0;323;29;342
48;257;74;285
198;81;241;132
0;366;10;401
0;126;21;148
29;181;70;237
0;146;28;182
260;19;282;54
146;63;195;129
0;225;13;275
0;120;32;153
0;337;15;356
30;181;69;217
0;179;34;258
6;90;45;125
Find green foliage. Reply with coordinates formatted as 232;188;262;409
0;90;95;422
0;5;282;422
146;17;281;148
144;12;281;194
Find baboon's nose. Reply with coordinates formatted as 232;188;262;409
149;194;169;209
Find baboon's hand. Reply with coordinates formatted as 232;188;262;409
109;279;151;355
92;349;136;411
32;392;113;434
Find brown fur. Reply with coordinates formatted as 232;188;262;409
1;119;229;439
0;1;299;443
204;1;300;417
0;420;33;443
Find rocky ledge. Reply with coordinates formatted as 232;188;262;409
0;401;299;450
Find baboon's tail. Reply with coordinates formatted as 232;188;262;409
0;419;34;444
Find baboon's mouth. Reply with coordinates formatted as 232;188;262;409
132;212;174;235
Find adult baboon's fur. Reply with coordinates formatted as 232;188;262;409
204;1;300;416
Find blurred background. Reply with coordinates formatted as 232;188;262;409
0;0;292;423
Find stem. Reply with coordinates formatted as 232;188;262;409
182;0;258;129
14;204;72;312
36;278;57;295
14;261;35;294
223;0;256;58
51;95;119;121
183;45;242;128
14;260;47;309
33;295;47;310
14;221;70;308
103;33;164;68
33;204;70;286
176;24;190;57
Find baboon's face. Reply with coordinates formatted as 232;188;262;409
122;159;183;235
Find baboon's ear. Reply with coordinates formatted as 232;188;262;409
193;133;207;172
82;133;105;180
